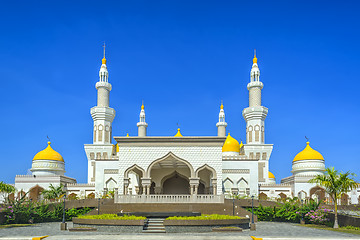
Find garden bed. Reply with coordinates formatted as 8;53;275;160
72;215;145;233
163;217;249;232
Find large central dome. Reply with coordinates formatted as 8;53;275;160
33;142;64;162
293;142;324;162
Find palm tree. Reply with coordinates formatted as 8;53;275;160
309;167;358;228
41;184;65;201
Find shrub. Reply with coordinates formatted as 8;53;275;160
166;214;241;220
248;199;322;223
303;207;332;225
2;197;92;224
78;214;145;220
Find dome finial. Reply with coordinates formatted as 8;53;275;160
141;100;144;110
253;49;257;64
102;42;106;65
220;100;224;110
174;128;183;137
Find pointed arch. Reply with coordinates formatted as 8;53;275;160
236;177;248;185
195;164;217;179
124;164;145;179
146;152;195;178
106;177;117;190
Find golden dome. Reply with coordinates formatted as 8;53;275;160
102;57;106;65
174;128;183;137
220;103;224;110
33;142;64;162
293;142;324;162
269;171;275;179
141;104;144;110
222;133;240;152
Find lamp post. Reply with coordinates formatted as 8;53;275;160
60;183;67;230
300;199;305;225
232;195;235;216
98;197;100;215
250;195;256;231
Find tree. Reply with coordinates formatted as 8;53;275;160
0;181;15;203
0;181;15;194
41;184;65;201
309;167;358;228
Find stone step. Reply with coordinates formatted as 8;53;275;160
142;229;166;233
145;226;165;230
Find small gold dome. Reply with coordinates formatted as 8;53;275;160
253;55;257;64
174;128;183;137
33;142;64;162
239;141;244;149
293;142;324;162
269;171;275;179
141;104;144;110
220;103;224;110
102;57;106;65
222;133;240;153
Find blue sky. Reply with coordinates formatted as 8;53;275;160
1;1;359;183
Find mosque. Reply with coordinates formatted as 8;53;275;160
11;50;360;205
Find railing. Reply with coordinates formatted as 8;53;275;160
115;194;224;203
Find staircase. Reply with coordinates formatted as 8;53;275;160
143;218;166;233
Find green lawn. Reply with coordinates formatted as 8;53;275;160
0;224;31;229
301;224;360;235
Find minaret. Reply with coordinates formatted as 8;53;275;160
90;44;116;144
137;102;148;137
242;51;268;144
216;102;227;137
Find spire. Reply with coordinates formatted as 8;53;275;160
250;49;260;82
216;101;227;137
253;49;257;64
137;101;148;137
139;102;146;123
98;44;109;83
102;42;106;65
218;101;225;123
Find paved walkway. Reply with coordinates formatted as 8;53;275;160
0;222;359;240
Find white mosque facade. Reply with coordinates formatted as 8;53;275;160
10;52;360;205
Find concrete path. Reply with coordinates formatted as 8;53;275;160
0;222;359;240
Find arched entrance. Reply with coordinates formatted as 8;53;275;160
259;192;267;200
29;185;44;202
196;165;217;195
147;152;194;195
124;164;145;195
310;186;325;202
162;171;190;194
341;193;349;205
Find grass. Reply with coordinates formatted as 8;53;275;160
301;224;360;235
77;214;146;220
166;214;242;220
0;224;31;229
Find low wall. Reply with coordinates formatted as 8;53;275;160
72;218;144;233
164;218;249;232
328;213;360;227
0;211;6;225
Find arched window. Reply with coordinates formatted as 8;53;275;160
248;126;253;142
255;125;260;142
105;125;110;143
261;126;264;142
98;124;103;142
